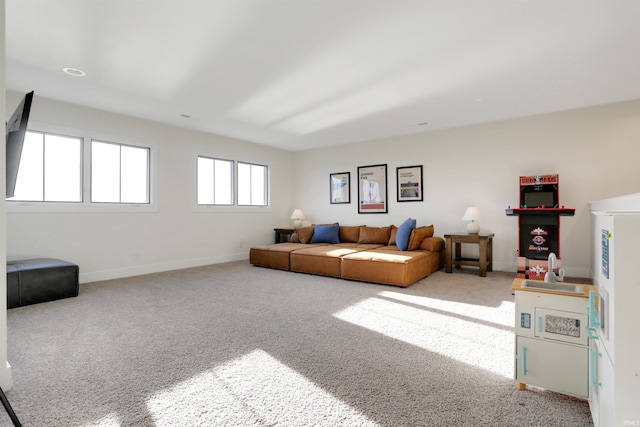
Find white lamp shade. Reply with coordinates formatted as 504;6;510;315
462;207;481;234
290;209;305;228
290;209;305;220
462;207;482;221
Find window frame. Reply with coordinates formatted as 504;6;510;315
196;155;235;206
7;130;84;203
90;139;151;205
6;121;158;214
194;157;270;211
237;161;269;207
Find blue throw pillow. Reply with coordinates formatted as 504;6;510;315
310;224;340;244
396;218;416;251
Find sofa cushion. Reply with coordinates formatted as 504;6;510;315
250;242;331;270
388;225;398;245
311;223;340;244
290;244;371;278
294;226;315;244
420;236;445;252
407;225;435;250
340;249;431;287
339;225;362;243
358;226;392;244
396;218;416;251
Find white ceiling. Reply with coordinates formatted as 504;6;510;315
5;1;640;152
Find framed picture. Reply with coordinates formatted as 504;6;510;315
396;165;423;202
358;164;387;214
330;172;350;204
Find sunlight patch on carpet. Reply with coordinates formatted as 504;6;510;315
378;290;515;327
146;349;379;426
333;296;514;379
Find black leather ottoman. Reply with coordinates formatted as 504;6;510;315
6;258;79;309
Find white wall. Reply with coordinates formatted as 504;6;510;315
5;92;295;283
292;100;640;278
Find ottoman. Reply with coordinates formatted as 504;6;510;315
6;258;79;309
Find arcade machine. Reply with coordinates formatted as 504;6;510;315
505;174;575;280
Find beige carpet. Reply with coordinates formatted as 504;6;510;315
4;262;593;426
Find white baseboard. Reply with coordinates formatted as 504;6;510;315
79;253;249;284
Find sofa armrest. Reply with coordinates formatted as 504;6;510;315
419;236;445;252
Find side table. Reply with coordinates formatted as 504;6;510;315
444;232;494;277
274;228;295;243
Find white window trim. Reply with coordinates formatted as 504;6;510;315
6;121;158;213
91;139;151;204
237;161;269;207
193;155;272;213
8;130;84;203
196;155;235;206
193;204;273;214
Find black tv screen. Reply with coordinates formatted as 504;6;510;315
5;91;34;199
523;191;556;208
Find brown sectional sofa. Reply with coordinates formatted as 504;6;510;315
250;223;446;287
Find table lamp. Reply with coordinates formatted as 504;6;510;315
462;207;482;234
290;209;305;228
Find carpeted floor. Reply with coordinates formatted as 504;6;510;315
3;261;593;426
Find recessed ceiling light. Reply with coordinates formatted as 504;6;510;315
63;67;86;77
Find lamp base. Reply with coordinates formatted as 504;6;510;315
293;220;302;228
467;221;479;234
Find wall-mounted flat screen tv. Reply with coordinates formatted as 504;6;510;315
5;91;34;199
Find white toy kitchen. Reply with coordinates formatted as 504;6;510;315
512;277;597;399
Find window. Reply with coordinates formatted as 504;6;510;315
197;157;268;207
9;131;82;202
238;162;268;206
197;156;233;205
91;140;150;203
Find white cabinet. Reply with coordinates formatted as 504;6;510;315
513;288;591;398
589;209;640;426
516;336;588;397
589;338;616;427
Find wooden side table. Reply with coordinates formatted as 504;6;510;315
444;232;494;277
274;228;295;243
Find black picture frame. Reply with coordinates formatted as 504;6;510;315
357;164;387;214
330;172;350;204
396;165;423;202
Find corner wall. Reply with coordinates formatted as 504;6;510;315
292;100;640;278
1;0;14;390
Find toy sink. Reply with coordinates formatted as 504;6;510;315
520;280;584;295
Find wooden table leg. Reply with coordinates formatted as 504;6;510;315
454;242;462;270
487;237;493;272
445;236;452;273
479;239;487;277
